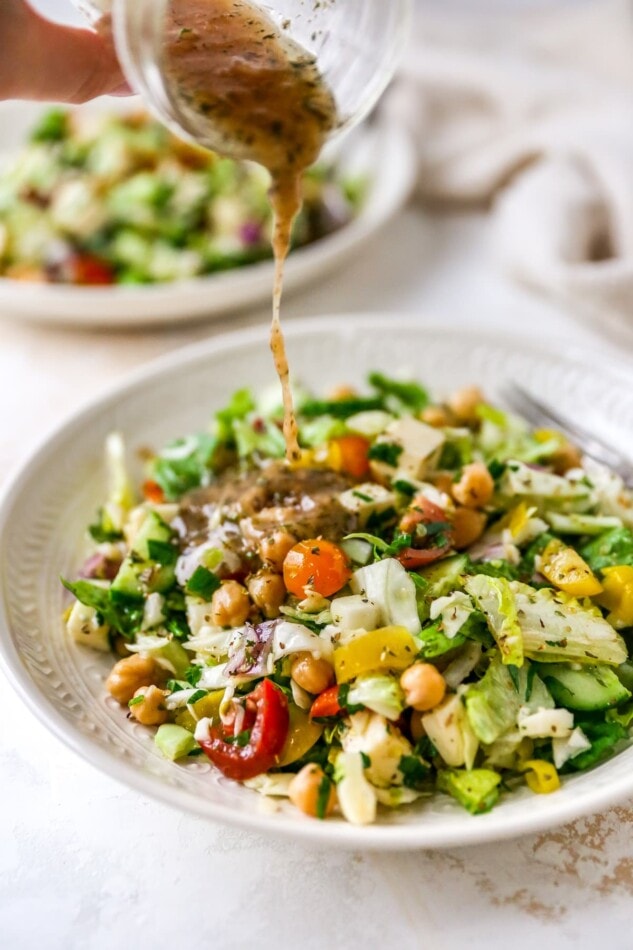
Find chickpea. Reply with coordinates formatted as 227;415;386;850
400;663;446;712
328;384;357;401
210;580;251;628
452;462;494;509
113;636;131;659
106;654;159;705
290;652;335;695
432;472;455;496
129;685;168;726
410;709;426;742
452;506;487;549
247;570;286;618
259;529;298;573
420;405;451;428
447;385;485;424
551;442;582;475
288;764;337;819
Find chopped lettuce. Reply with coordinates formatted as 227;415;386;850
580;527;633;573
464;656;552;744
510;581;627;666
464;575;524;666
346;673;406;721
562;719;627;771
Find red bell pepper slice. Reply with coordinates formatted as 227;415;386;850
198;678;289;781
309;685;344;720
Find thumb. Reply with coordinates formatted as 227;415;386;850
0;2;131;103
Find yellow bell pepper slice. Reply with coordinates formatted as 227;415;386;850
520;759;561;794
598;565;633;628
278;704;323;766
174;689;225;733
333;626;418;684
539;539;603;597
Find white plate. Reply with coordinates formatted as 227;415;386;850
2;316;633;850
0;100;415;328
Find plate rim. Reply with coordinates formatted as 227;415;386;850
2;314;633;850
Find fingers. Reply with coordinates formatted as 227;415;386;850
0;1;130;103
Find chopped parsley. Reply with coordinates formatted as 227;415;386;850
185;566;221;600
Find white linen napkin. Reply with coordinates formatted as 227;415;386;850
389;0;633;325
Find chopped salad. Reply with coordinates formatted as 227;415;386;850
63;375;633;824
0;109;363;286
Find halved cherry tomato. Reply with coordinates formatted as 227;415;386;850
397;544;452;569
329;435;371;479
309;685;344;720
396;495;454;569
198;678;289;781
142;479;165;504
399;496;448;534
283;538;352;598
65;253;115;286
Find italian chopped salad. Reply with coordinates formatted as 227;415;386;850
63;375;633;824
0;109;362;285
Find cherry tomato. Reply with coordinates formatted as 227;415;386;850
283;538;352;598
396;495;454;570
396;544;452;569
329;435;371;479
309;685;344;720
66;253;115;286
198;679;289;781
142;479;165;504
399;496;448;534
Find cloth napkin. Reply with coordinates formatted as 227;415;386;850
388;0;633;328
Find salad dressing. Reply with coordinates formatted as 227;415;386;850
163;0;337;461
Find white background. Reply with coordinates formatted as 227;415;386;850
3;3;633;949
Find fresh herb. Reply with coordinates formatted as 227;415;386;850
399;755;429;790
185;566;221;600
224;729;252;747
315;775;333;819
507;665;520;693
368;372;429;411
187;689;208;706
185;665;203;687
88;508;123;543
367;442;402;467
147;539;179;566
128;695;145;707
300;396;384;419
393;479;416;497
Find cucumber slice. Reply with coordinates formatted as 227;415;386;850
132;510;173;559
540;664;632;712
419;554;468;599
154;724;197;761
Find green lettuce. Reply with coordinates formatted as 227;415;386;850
464;575;524;666
464;656;552;744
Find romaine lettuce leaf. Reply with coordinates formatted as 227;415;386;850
580;527;633;573
464;656;552;744
464;575;524;666
510;581;627;666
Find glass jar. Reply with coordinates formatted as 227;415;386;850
73;0;412;153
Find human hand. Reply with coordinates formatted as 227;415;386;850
0;0;130;102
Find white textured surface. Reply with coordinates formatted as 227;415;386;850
2;207;633;947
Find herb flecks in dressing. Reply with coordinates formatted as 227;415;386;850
163;0;337;461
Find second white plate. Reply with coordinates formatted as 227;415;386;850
0;100;415;328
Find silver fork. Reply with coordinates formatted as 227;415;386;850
501;382;633;489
